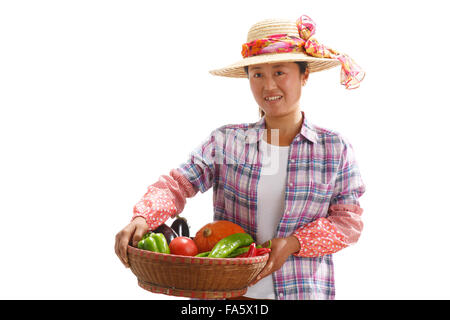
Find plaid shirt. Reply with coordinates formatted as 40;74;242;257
133;113;365;300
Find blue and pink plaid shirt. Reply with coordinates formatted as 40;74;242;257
133;112;365;300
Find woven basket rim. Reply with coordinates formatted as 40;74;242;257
127;245;269;265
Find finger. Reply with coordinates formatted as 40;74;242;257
119;236;131;268
114;234;128;268
116;225;134;268
132;225;148;247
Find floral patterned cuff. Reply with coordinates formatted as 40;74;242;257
292;218;349;257
132;186;178;231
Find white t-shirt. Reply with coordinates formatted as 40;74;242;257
244;138;290;299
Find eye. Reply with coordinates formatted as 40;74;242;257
253;73;262;78
275;71;284;76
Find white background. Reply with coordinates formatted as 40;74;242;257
1;0;449;299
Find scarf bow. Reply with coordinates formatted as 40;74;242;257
241;15;365;89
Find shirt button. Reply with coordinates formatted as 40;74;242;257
279;292;284;298
289;183;293;187
290;159;295;163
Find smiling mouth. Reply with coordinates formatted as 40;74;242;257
264;95;283;101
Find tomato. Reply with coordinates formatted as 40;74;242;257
169;236;198;256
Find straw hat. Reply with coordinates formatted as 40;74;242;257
209;15;364;89
209;18;341;78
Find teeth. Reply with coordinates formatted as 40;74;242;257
265;96;282;101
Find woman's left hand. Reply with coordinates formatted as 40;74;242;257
249;236;300;286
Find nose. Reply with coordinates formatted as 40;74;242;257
263;74;277;90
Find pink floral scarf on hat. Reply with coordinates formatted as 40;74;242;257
241;15;365;89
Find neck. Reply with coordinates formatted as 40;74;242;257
264;109;303;146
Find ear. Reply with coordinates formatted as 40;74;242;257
300;68;310;86
303;68;310;83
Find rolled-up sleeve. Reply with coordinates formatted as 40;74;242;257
292;137;366;257
177;129;218;194
330;137;365;208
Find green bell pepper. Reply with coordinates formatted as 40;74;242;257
150;233;170;254
142;231;152;240
137;232;170;254
143;236;158;252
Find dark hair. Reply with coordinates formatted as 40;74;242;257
244;61;308;118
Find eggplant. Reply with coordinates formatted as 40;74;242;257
153;223;178;244
171;216;190;237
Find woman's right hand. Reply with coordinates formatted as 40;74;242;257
114;217;148;268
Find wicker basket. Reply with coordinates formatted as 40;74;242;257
127;245;269;299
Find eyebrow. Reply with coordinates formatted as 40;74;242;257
249;64;287;71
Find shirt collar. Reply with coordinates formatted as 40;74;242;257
298;113;318;144
254;111;318;144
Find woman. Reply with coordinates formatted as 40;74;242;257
115;15;366;300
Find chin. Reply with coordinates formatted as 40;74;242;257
264;106;300;118
264;110;290;118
